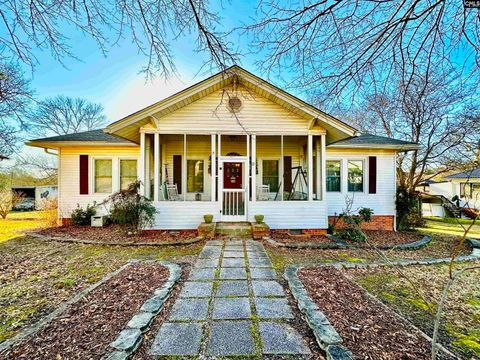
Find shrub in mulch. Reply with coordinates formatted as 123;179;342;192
2;263;169;360
298;267;454;360
360;230;424;246
270;230;336;245
37;225;198;244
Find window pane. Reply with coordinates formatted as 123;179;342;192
187;160;204;192
326;160;341;192
95;159;112;193
348;160;363;192
262;160;279;193
120;159;137;190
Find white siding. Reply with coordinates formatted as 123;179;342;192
248;201;328;229
325;149;396;216
59;146;139;218
154;202;219;229
152;85;319;135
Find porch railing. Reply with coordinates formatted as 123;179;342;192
222;189;246;216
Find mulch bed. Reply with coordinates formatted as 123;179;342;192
298;267;454;360
37;225;198;244
2;263;169;360
336;230;424;246
270;230;336;245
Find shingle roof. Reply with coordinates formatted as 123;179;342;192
328;133;419;150
29;129;133;144
445;168;480;179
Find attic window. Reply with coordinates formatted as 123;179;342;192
227;96;242;112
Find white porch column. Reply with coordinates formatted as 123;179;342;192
139;132;145;196
251;134;256;202
321;134;327;201
145;135;151;199
211;134;216;202
182;134;187;200
280;135;284;201
308;134;313;201
154;133;160;202
315;137;321;200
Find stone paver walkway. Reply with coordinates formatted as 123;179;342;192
150;239;311;357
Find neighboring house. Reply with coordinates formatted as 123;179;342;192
12;185;58;211
419;168;480;217
444;168;480;210
27;66;418;231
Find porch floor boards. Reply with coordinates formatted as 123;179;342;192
149;239;311;357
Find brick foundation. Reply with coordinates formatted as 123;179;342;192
328;215;394;231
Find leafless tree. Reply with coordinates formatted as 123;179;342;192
0;63;32;156
0;0;238;78
345;72;480;193
29;96;107;136
247;0;480;101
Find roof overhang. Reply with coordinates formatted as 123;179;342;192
328;143;420;151
104;65;358;142
26;141;138;149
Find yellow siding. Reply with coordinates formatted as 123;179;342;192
151;85;318;135
59;146;139;218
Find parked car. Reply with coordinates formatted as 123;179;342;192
13;197;35;211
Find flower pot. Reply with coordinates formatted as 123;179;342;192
254;214;264;223
204;214;214;223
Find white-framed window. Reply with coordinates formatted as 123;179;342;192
187;159;204;193
94;158;113;193
347;160;364;192
120;159;138;190
326;160;341;192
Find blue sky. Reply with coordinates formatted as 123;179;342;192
25;1;262;123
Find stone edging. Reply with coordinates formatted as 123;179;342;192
0;262;133;353
284;239;480;360
27;232;204;247
103;261;182;360
265;234;432;250
284;265;353;360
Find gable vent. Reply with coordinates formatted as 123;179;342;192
227;96;242;112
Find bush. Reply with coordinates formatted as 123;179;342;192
70;204;96;226
106;181;156;234
396;186;422;230
336;207;374;242
0;189;25;219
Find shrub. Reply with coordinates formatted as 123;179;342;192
106;181;156;234
0;189;25;219
70;204;96;226
336;207;374;242
39;198;59;227
396;186;422;230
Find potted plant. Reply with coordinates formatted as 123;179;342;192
254;214;264;224
204;214;214;223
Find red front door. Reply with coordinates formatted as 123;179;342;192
223;162;242;189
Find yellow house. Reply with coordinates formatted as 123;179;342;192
27;66;418;231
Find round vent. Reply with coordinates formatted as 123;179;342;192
227;96;242;112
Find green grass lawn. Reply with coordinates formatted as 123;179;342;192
0;210;55;244
348;261;480;358
418;217;480;238
0;236;202;343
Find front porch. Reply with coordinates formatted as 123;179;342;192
138;133;328;229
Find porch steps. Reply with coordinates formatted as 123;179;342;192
215;222;252;238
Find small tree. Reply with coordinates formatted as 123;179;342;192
106;181;156;234
335;196;373;242
0;189;25;219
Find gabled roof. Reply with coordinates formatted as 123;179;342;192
445;168;480;179
27;129;136;149
104;65;358;143
327;133;419;151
